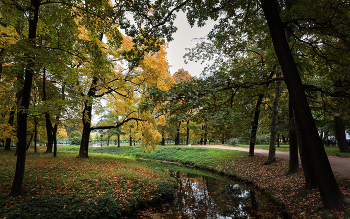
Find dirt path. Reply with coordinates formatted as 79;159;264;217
192;145;350;179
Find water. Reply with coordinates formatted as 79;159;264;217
130;163;284;218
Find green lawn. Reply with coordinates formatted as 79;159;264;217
0;148;176;218
227;143;350;158
2;145;350;218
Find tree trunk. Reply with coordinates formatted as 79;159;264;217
266;71;281;165
5;108;16;151
10;0;40;196
186;120;190;145
334;115;350;153
34;116;37;153
45;113;53;153
129;135;132;146
117;134;120;148
78;77;98;158
53;123;58;157
161;129;165;146
175;121;181;145
260;0;344;209
288;97;299;175
249;94;264;156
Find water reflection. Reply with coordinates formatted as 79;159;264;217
131;168;283;218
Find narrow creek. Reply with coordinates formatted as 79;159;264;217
130;162;285;218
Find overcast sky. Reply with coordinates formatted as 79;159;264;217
166;12;217;78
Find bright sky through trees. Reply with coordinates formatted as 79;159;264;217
167;12;216;77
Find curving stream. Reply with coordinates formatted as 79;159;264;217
130;162;285;218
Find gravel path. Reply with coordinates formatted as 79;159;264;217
192;145;350;179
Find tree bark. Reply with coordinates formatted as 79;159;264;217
10;0;40;196
249;94;264;156
5;108;16;151
186;120;190;145
266;71;281;165
334;116;350;153
43;69;53;153
260;0;344;209
175;121;181;145
288;97;299;175
117;134;120;148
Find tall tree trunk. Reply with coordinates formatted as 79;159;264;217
53;123;58;157
288;97;299;175
5;108;16;151
78;77;98;158
334;115;350;153
266;71;281;164
129;134;132;146
175;121;181;145
11;0;40;196
203;124;208;145
186;120;190;145
117;134;120;148
43;69;53;153
161;129;165;146
34;116;37;153
260;0;344;209
249;94;264;156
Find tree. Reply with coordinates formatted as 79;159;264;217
125;0;346;209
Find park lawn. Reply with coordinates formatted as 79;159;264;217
82;145;350;218
0;148;176;219
2;145;350;218
228;144;350;158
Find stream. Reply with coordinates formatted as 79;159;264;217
129;162;285;218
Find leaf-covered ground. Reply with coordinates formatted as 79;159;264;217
84;145;350;218
0;149;176;218
2;145;350;218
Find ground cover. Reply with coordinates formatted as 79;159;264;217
82;145;350;218
228;144;350;158
0;148;176;218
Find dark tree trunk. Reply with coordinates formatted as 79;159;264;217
203;124;208;145
186;120;190;145
117;134;120;148
129;135;132;146
288;97;299;175
334;116;350;153
260;0;344;209
43;69;53;153
266;71;281;164
53;123;58;157
5;108;16;151
175;121;181;145
282;134;286;143
161;129;165;146
249;94;264;156
10;0;40;196
26;133;34;150
78;77;98;158
34;116;37;153
45;113;53;153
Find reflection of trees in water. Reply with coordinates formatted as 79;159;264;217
167;171;257;218
128;169;282;218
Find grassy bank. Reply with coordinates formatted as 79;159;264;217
81;145;350;218
227;143;350;158
0;149;176;218
2;145;350;218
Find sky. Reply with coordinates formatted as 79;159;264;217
166;12;217;78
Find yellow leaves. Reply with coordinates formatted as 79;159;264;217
0;25;19;48
158;115;167;126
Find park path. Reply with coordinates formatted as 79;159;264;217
191;145;350;179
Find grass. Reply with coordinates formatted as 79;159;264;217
226;143;350;158
0;148;176;218
2;145;350;218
